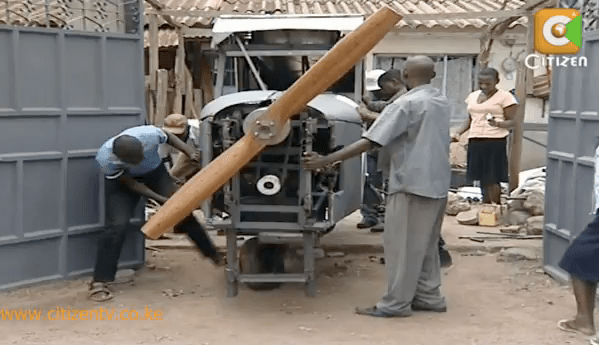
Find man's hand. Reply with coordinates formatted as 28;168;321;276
153;195;169;205
301;152;330;171
189;150;201;164
183;144;201;164
358;104;370;121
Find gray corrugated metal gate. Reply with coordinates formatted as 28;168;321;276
544;0;599;281
0;0;146;290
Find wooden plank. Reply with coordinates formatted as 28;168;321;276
147;88;156;124
155;69;169;126
184;65;199;120
182;28;213;37
144;0;184;29
509;13;534;192
148;14;159;91
173;30;185;114
213;52;227;98
194;89;203;114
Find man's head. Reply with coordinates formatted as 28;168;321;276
162;113;188;139
401;56;436;90
377;69;404;98
477;67;500;96
365;69;386;92
113;135;144;165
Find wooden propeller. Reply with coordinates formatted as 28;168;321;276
142;6;403;239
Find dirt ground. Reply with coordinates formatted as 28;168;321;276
0;245;592;345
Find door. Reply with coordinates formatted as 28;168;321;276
543;0;599;281
0;0;146;290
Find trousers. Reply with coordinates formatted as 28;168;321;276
93;164;218;282
361;151;384;223
376;192;447;314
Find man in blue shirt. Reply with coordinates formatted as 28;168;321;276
89;125;223;302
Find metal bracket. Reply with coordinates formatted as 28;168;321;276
243;108;291;145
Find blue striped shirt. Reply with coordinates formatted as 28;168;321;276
95;126;169;179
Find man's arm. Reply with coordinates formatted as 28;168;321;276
302;139;375;170
117;175;168;204
367;100;390;113
358;104;380;124
165;131;194;156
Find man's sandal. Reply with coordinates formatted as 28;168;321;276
558;319;596;336
88;282;114;302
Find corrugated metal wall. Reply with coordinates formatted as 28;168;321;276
0;0;146;290
543;1;599;281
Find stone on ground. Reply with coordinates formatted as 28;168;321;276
509;210;531;226
497;248;538;262
525;216;544;235
446;201;471;216
456;210;479;225
523;190;545;216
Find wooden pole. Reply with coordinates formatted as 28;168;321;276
147;13;159;124
199;53;214;104
155;69;169;126
509;13;534;192
173;30;185;114
142;6;403;239
149;14;158;91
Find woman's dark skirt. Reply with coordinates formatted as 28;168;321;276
559;212;599;282
466;137;509;187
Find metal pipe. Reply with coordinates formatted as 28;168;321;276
523;134;547;148
234;35;268;91
442;55;448;96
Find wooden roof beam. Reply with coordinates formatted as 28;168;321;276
145;0;186;29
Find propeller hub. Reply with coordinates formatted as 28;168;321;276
243;107;291;145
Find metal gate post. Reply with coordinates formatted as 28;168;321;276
303;231;317;297
226;228;238;297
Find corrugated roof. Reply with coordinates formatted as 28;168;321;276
144;0;529;30
0;0;529;48
0;0;128;32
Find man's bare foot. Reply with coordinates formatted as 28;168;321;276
558;319;596;336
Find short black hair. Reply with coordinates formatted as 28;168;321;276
479;67;500;81
113;135;142;157
378;69;402;86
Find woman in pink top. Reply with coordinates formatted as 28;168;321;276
451;68;518;204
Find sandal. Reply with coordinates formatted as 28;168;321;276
590;335;599;345
558;319;578;334
558;319;596;336
88;282;114;302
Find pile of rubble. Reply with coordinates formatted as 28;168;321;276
446;167;546;236
506;167;546;235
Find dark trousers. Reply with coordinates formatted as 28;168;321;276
361;151;384;223
93;164;218;282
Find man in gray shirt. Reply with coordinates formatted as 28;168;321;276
303;55;451;317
